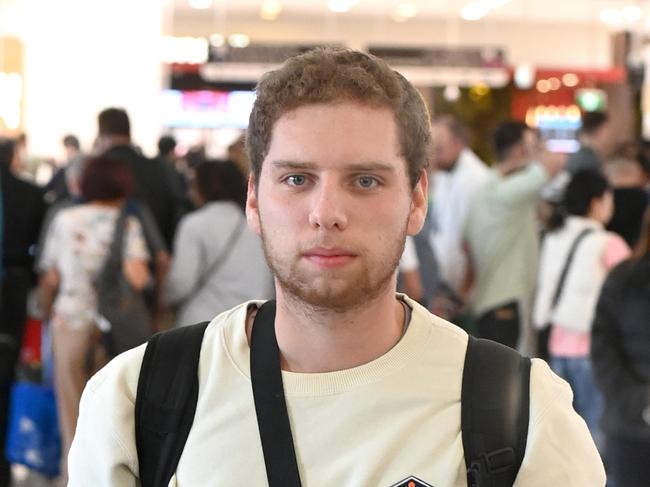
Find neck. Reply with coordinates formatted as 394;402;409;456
247;285;406;373
580;136;602;156
105;135;131;148
89;198;124;208
497;159;524;176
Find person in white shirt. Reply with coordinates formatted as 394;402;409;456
430;116;489;303
68;48;605;487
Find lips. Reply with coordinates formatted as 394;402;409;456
302;247;357;269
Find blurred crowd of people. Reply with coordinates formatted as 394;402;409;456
1;105;649;486
424;111;650;487
0;107;273;485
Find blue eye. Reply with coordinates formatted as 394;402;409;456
286;175;307;186
358;176;377;188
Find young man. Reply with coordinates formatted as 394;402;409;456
463;121;565;351
68;49;605;486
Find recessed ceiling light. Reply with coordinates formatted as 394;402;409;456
461;4;489;21
188;0;212;10
461;0;511;21
395;2;418;19
328;0;358;13
260;0;282;20
623;5;642;22
600;8;623;25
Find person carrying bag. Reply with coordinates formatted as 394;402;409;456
164;160;272;326
94;204;153;358
37;156;151;479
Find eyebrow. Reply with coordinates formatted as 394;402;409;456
270;160;396;173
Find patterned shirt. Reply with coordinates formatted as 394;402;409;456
39;204;149;330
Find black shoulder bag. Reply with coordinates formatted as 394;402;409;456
95;205;152;358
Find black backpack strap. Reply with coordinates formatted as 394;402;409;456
135;321;210;487
462;336;531;487
250;299;303;487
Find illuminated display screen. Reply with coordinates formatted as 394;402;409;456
161;89;256;129
526;104;582;153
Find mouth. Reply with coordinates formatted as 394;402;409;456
302;247;357;269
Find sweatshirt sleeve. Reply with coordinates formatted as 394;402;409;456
67;347;145;487
492;163;549;206
513;359;606;486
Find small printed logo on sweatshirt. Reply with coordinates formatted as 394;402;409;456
390;476;433;487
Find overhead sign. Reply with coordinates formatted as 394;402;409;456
177;43;511;88
368;46;505;68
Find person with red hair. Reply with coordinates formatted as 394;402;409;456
38;156;150;477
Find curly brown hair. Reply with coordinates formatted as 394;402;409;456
246;48;431;189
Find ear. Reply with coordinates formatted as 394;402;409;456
246;174;262;237
407;169;428;236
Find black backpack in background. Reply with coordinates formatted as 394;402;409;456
134;301;530;487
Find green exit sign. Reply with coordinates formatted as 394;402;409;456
576;89;607;112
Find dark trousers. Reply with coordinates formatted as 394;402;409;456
0;269;30;487
606;435;650;487
476;300;520;350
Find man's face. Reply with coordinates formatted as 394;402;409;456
523;129;542;158
431;123;464;171
508;129;540;170
246;101;427;312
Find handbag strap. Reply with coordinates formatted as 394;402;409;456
550;228;595;310
190;213;246;297
250;300;303;487
100;204;130;274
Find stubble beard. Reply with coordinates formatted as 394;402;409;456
259;222;408;314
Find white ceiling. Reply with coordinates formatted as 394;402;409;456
174;0;646;25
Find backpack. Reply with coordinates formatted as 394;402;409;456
135;301;530;487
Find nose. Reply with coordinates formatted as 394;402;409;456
308;178;348;231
